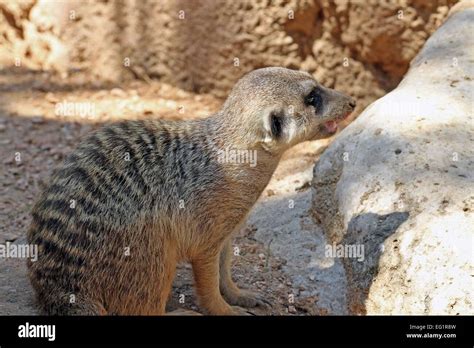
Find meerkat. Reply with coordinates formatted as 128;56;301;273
27;67;355;315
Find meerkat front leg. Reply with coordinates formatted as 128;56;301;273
192;252;252;315
219;240;271;308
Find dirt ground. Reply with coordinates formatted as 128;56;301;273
0;67;332;315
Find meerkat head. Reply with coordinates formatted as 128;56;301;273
221;67;356;154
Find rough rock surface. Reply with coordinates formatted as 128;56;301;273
312;3;473;315
0;0;457;114
0;0;70;73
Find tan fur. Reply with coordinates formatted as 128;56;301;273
27;67;355;315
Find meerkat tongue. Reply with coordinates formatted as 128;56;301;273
324;120;338;133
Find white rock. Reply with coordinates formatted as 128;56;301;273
312;3;474;315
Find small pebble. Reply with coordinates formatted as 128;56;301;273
110;88;126;97
266;189;275;196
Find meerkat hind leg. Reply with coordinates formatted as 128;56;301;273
192;252;254;315
219;240;271;309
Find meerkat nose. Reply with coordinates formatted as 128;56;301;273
349;99;356;109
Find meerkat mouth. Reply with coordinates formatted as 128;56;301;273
323;111;352;133
323;120;338;133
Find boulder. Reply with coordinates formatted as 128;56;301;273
0;1;458;114
312;2;473;315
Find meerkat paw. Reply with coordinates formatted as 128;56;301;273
226;289;272;309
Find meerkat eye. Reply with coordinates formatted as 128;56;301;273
305;88;323;110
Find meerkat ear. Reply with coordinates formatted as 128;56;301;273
262;110;285;146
